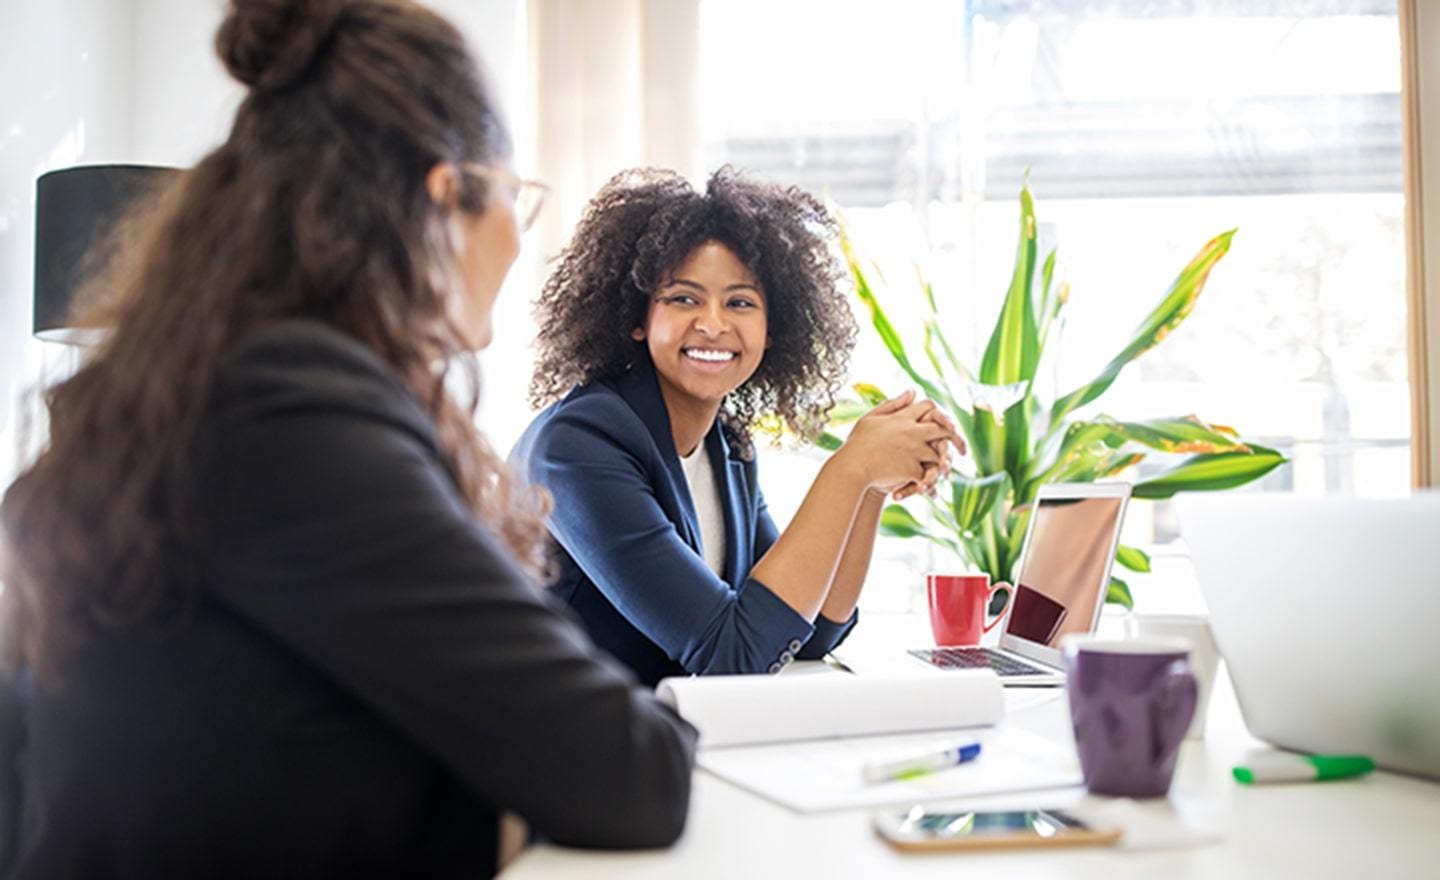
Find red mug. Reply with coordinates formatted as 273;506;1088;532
926;573;1010;646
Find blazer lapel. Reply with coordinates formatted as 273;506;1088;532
611;357;702;550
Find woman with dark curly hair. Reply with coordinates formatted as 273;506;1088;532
0;2;695;876
513;167;964;686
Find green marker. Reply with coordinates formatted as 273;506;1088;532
862;740;982;785
1233;753;1375;785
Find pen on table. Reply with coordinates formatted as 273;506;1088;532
862;740;982;784
1232;753;1375;785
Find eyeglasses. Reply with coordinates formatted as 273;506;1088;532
457;163;549;232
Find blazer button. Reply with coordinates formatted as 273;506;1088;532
787;638;804;654
767;662;783;674
779;650;794;665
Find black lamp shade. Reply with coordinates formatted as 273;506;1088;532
33;164;180;343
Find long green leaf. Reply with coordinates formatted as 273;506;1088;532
972;409;1005;476
1025;455;1134;502
980;510;1002;575
1035;249;1061;350
923;494;959;533
880;505;963;556
1037;248;1058;317
979;186;1040;385
920;267;938;313
879;504;928;537
932;316;974;382
1069;453;1144;485
826;399;869;425
1106;576;1134;609
951;472;1009;534
916;264;975;383
1002;395;1038;492
1051;229;1236;424
993;509;1018;583
929;533;966;557
1095;415;1251;454
1132;445;1286;499
1004;506;1033;579
920;329;978;453
922;322;947;385
839;221;951;406
1098;452;1145;478
1115;544;1152;573
1027;414;1248;493
1028;421;1116;489
815;431;844;452
956;531;989;573
847;251;909;370
853;383;888;407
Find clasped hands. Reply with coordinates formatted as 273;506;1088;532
837;389;968;503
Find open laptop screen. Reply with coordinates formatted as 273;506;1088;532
1004;495;1126;648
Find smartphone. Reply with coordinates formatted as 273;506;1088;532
873;806;1120;851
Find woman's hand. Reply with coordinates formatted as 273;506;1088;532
893;406;967;501
835;390;964;498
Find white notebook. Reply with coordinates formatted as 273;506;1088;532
656;670;1081;813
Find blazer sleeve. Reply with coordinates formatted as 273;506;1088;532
529;405;815;676
752;484;858;661
204;342;696;850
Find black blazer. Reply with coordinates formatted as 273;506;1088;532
6;321;696;879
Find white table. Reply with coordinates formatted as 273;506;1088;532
503;612;1440;879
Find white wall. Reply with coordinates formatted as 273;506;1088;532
128;0;527;163
428;0;539;452
0;0;138;484
0;0;530;487
130;0;244;167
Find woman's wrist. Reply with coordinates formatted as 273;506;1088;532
822;448;873;496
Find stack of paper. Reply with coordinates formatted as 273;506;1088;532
656;671;1082;813
655;669;1005;746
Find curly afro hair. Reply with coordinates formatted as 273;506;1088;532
529;166;857;458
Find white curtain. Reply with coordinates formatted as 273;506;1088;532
527;0;702;259
468;0;703;449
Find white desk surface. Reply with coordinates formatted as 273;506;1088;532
503;612;1440;879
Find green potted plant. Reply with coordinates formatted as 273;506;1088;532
820;186;1287;607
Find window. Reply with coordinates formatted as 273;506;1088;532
700;0;1405;610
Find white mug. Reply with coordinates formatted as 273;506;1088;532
1124;613;1220;740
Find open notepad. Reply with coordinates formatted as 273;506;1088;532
656;670;1082;813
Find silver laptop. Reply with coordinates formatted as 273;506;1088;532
1179;493;1440;780
835;483;1130;686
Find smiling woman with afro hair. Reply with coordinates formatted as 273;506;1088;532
529;166;855;453
513;166;966;686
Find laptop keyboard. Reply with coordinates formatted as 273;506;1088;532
908;647;1051;676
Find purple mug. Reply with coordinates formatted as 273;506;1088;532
1063;637;1198;798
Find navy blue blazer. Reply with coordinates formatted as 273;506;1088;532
512;357;857;687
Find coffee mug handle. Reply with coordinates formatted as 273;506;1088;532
1150;660;1199;762
981;581;1013;634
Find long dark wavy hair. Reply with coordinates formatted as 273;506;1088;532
529;167;857;457
0;0;550;681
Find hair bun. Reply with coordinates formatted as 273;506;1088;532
217;0;350;91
